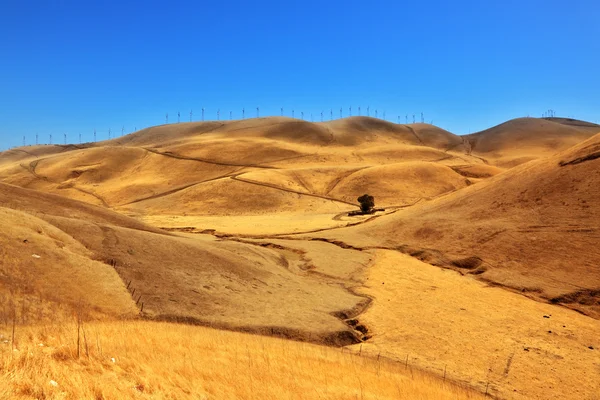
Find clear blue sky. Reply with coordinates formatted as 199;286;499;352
1;0;599;149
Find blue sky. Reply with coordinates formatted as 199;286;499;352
1;0;599;149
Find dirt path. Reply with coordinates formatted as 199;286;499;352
405;125;425;145
323;166;370;196
230;175;357;206
119;169;246;206
143;147;308;169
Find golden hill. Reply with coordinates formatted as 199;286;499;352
323;132;600;318
464;117;600;167
0;117;484;221
2;116;600;399
118;117;462;149
0;182;366;344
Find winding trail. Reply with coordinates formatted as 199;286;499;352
405;125;425;145
120;170;245;206
323;166;371;196
230;175;357;206
12;148;38;158
143;147;308;169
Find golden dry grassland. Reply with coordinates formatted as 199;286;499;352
0;319;485;400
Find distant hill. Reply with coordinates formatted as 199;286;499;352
465;117;600;167
0;117;479;215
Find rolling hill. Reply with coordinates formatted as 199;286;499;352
323;132;600;318
0;117;484;221
0;182;366;344
2;116;600;399
464;117;600;167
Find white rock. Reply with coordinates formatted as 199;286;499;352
49;380;58;387
32;254;41;259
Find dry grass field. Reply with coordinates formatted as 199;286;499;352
321;132;600;318
348;250;600;400
0;318;485;400
1;116;599;399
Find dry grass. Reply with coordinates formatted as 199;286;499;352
0;117;482;217
350;250;600;400
0;319;484;400
1;117;599;399
465;117;600;167
0;207;138;318
324;133;600;317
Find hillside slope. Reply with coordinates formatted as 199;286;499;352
320;133;600;317
0;182;366;343
0;117;481;219
465;117;600;167
0;320;484;400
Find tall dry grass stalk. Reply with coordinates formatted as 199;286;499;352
0;320;486;400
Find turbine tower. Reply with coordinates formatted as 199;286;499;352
256;106;259;118
166;113;168;124
230;111;232;120
202;108;205;121
375;110;378;119
349;106;352;117
243;108;245;119
177;111;180;123
340;107;342;118
190;110;193;122
358;106;361;116
35;134;38;145
94;129;96;142
292;109;294;118
281;107;283;117
109;128;111;139
330;109;333;120
367;106;370;117
49;134;52;145
79;133;82;143
217;109;220;121
64;133;66;145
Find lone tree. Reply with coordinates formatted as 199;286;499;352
357;194;375;213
